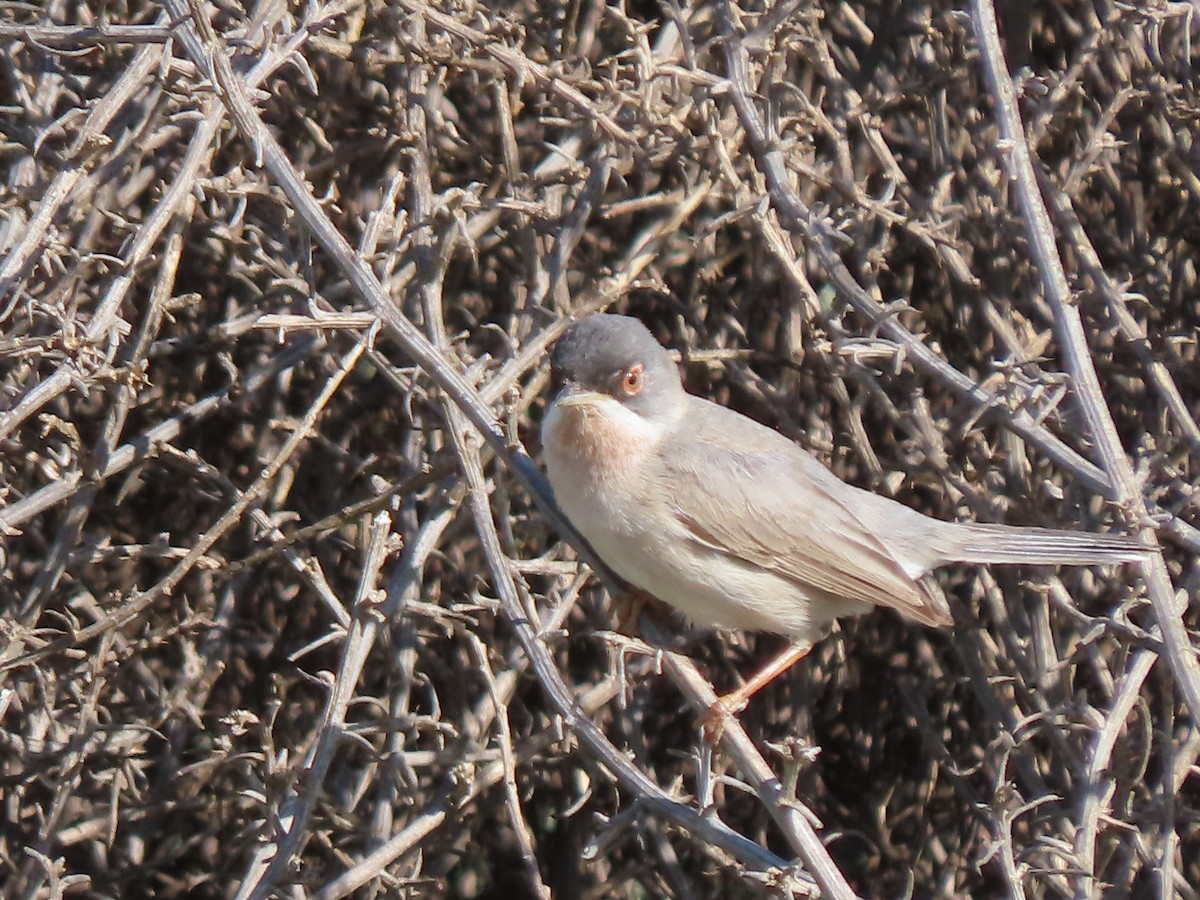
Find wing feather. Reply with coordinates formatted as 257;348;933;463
660;402;951;627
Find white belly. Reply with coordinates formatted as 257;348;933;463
585;516;854;642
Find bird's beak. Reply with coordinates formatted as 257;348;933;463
554;384;607;409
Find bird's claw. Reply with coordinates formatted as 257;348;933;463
700;693;749;744
612;589;648;634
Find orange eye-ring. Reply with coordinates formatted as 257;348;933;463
620;364;645;397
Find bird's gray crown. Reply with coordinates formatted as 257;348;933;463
549;314;685;419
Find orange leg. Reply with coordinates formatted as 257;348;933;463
612;587;663;634
702;641;813;743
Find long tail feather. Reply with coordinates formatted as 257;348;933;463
945;523;1147;567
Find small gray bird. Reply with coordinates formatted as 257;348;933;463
541;314;1146;728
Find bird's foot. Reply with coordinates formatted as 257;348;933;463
612;588;664;634
700;692;749;744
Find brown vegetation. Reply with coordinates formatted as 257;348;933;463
1;0;1197;897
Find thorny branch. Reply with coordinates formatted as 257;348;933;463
1;0;1195;897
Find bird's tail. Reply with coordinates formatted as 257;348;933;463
943;522;1147;567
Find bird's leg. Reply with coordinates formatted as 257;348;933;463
612;587;660;634
702;641;813;743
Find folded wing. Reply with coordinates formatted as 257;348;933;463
660;403;952;628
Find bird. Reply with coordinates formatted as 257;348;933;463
540;313;1147;735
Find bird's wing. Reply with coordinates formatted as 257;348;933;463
660;402;951;627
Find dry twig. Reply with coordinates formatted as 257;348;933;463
1;0;1194;897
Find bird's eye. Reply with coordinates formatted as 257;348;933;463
619;364;645;397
